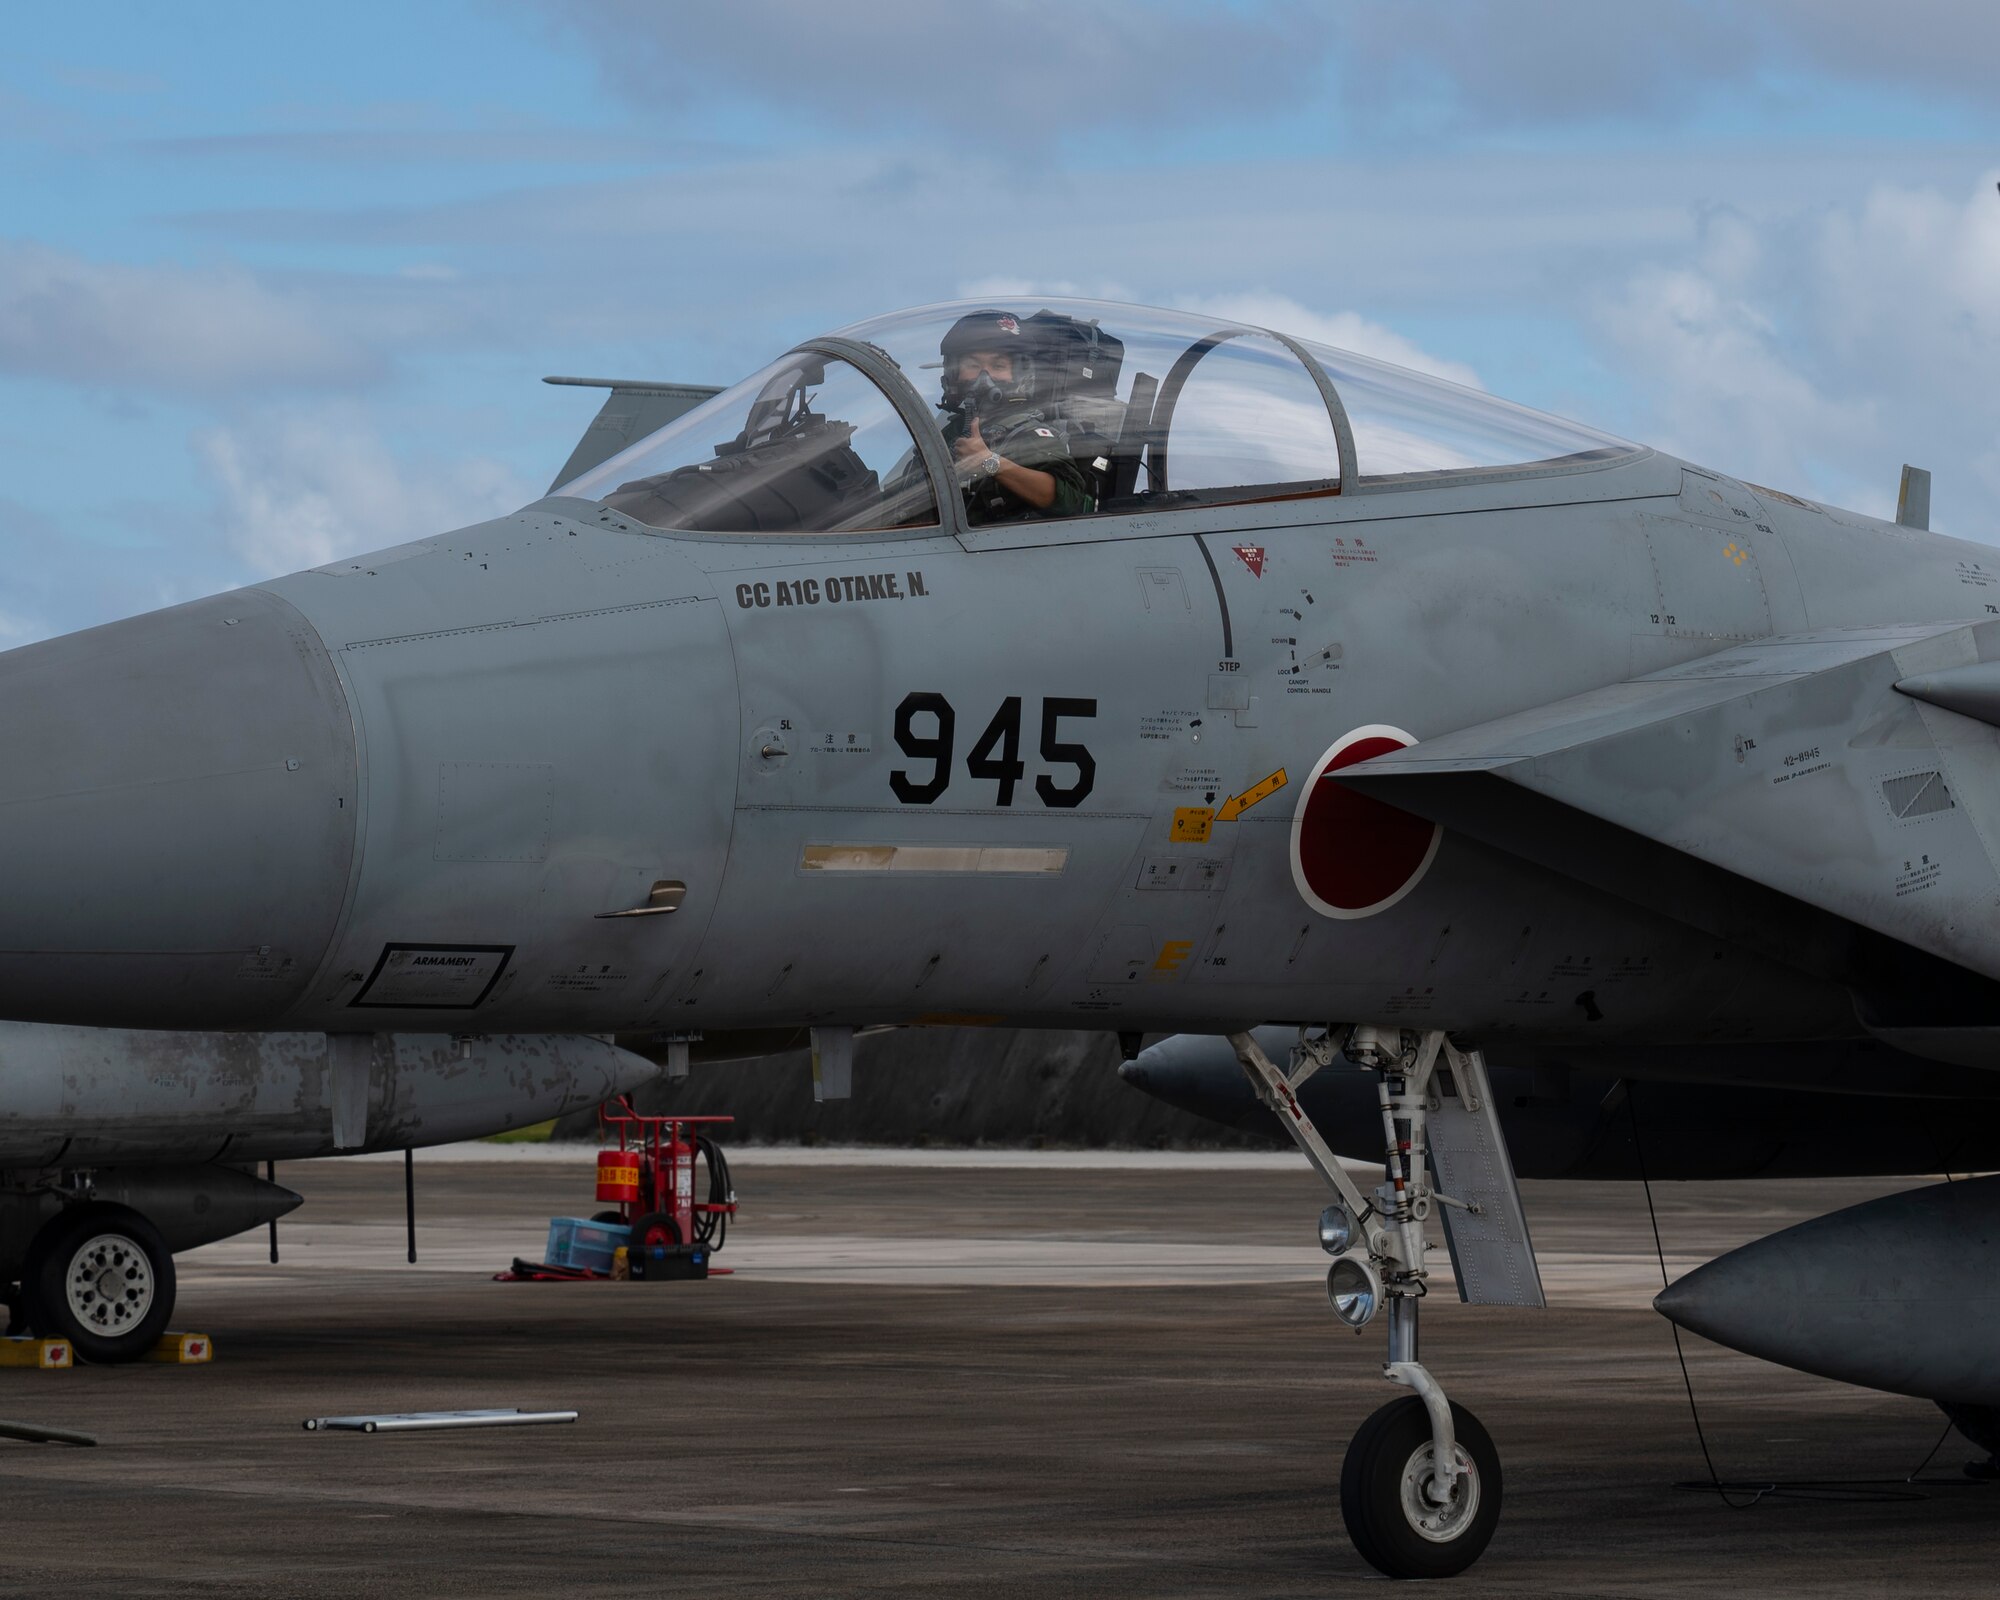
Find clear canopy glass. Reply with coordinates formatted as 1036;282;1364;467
558;298;1637;535
1296;338;1631;481
563;353;939;534
841;299;1341;521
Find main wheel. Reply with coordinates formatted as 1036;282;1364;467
1340;1396;1500;1580
26;1204;176;1364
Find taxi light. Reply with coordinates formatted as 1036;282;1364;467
1318;1202;1356;1256
1327;1256;1381;1329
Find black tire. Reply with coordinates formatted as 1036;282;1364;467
26;1204;176;1364
1340;1396;1501;1580
626;1211;681;1280
14;1223;57;1333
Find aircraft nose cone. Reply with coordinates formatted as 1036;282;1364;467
0;589;356;1026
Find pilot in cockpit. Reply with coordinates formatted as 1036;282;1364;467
937;311;1099;525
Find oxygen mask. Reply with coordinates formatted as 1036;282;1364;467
956;371;1008;425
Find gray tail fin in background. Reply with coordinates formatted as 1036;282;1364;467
543;376;723;494
1896;463;1932;530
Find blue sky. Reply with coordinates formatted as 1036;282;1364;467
3;1;1997;644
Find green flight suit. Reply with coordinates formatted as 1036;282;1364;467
944;404;1100;525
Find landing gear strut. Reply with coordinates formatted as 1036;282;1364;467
1232;1025;1532;1579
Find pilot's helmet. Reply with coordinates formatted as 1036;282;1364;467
939;310;1036;411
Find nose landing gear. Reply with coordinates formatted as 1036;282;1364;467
1231;1025;1538;1580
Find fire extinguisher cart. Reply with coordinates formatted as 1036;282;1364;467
591;1099;737;1280
500;1098;737;1282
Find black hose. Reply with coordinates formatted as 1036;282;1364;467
693;1136;733;1252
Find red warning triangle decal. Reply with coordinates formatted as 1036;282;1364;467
1232;543;1265;578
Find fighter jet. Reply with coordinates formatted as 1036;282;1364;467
5;295;1998;1578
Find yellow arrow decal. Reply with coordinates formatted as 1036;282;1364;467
1217;767;1288;822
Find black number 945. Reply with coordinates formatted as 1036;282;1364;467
890;693;1096;808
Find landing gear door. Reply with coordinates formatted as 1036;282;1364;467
1430;1047;1545;1308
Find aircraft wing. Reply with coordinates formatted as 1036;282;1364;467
1338;621;2000;989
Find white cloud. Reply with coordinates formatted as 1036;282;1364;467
540;1;2000;147
1598;255;1875;483
0;242;384;394
1337;1;1740;131
542;1;1325;143
1591;175;2000;533
1338;1;2000;133
195;408;538;575
167;140;1980;350
1758;0;2000;106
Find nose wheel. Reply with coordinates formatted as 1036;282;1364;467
1342;1395;1501;1578
1232;1025;1532;1580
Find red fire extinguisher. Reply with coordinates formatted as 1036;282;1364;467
595;1148;640;1207
662;1125;695;1249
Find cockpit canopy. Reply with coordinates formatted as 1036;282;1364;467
560;297;1636;535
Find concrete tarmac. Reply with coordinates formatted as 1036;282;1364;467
1;1151;1992;1597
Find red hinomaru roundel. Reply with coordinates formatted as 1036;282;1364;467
1290;725;1441;919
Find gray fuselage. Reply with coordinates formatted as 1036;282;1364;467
2;448;1988;1050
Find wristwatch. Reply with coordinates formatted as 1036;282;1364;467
978;453;1003;478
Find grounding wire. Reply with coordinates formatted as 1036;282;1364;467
1904;1415;1958;1484
1626;1086;1773;1508
1626;1084;1976;1505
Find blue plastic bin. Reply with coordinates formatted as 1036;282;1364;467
544;1216;630;1274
